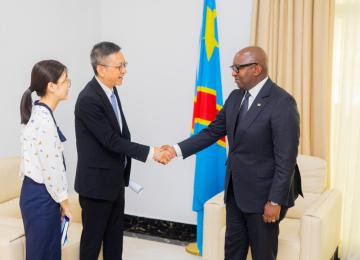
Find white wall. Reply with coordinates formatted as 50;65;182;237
0;0;102;188
0;0;252;224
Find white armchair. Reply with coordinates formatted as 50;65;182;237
202;155;342;260
0;156;93;260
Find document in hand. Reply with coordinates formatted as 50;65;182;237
61;216;70;246
129;180;144;194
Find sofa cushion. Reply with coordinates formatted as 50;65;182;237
297;155;327;193
0;217;24;238
0;217;25;260
0;198;22;219
277;218;301;259
219;226;226;260
286;192;322;219
0;217;86;260
0;157;21;203
285;155;328;219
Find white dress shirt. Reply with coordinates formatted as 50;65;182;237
95;77;154;162
241;76;268;110
20;105;68;203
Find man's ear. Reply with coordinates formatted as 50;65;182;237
96;65;104;78
254;64;263;76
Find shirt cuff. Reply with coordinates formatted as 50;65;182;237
270;201;279;206
56;192;68;203
173;144;183;159
146;147;154;163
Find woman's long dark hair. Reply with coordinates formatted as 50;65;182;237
20;60;67;124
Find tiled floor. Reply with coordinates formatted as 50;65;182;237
123;236;201;260
124;214;196;244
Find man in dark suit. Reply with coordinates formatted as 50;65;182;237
74;42;171;260
165;46;303;260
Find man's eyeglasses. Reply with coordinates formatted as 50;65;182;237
99;62;128;71
230;62;258;73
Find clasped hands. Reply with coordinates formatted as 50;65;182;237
153;145;177;165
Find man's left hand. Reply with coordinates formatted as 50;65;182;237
262;202;281;223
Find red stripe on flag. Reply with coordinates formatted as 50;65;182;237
191;91;227;148
192;91;217;124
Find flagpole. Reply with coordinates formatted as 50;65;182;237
185;0;226;256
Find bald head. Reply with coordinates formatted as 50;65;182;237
235;46;268;74
231;46;269;90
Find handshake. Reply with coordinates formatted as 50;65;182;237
153;145;177;165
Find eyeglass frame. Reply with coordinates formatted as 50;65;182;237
230;62;258;73
98;62;128;71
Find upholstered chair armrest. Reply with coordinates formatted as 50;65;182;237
203;191;226;260
300;189;342;260
68;192;82;224
0;198;22;219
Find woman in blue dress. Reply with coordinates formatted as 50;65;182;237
19;60;72;260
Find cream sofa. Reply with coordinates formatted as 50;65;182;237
0;156;89;260
203;155;342;260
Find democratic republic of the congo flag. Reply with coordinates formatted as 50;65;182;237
191;0;226;254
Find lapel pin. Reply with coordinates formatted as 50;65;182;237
257;103;262;107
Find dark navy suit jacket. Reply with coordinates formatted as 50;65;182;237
179;78;303;213
74;77;149;201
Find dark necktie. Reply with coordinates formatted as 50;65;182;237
234;91;251;134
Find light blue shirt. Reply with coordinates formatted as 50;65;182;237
95;76;123;132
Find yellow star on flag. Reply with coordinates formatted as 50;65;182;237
204;7;219;61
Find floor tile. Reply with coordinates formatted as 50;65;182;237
123;236;201;260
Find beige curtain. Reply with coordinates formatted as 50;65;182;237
330;0;360;259
250;0;334;161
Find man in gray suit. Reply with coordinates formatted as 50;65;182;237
165;46;303;260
